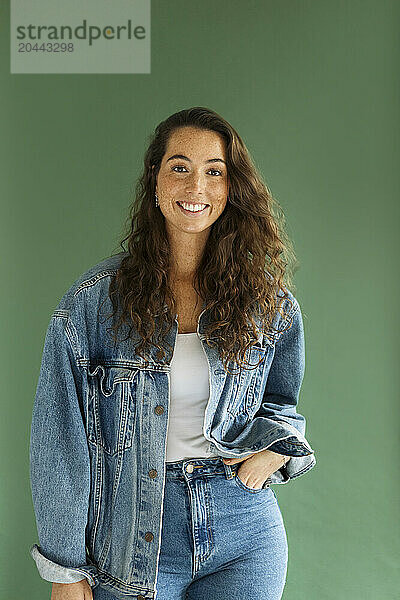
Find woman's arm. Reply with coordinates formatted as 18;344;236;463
252;298;316;482
29;312;98;588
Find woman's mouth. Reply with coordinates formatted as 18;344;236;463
176;201;209;216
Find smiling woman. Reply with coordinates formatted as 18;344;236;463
154;126;229;236
29;106;316;600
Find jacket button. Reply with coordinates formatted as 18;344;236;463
137;596;146;600
148;469;157;479
154;405;164;415
144;532;154;542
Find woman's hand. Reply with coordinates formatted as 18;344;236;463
222;449;287;489
50;579;93;600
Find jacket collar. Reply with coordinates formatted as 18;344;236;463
155;300;264;344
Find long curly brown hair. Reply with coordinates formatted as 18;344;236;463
104;107;299;373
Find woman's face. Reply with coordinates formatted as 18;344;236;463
154;126;229;234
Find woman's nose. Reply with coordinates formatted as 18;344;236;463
185;172;206;193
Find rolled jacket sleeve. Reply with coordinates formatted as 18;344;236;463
29;312;99;587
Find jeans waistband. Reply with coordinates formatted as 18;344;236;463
165;456;238;480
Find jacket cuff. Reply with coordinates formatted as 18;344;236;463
262;422;317;486
262;452;317;487
271;419;314;452
30;544;100;587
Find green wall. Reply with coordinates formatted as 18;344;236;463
1;1;398;598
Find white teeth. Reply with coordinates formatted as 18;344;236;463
179;202;207;212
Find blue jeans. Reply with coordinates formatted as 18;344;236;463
93;457;288;600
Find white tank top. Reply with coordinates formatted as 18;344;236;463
165;332;219;462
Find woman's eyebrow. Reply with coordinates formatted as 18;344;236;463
166;154;226;165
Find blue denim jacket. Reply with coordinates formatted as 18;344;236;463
29;252;316;599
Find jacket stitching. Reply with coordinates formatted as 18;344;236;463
73;270;117;298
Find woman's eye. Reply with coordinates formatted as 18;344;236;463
172;165;222;176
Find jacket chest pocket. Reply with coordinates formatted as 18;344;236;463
87;364;138;456
228;343;271;418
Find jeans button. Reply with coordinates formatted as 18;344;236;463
186;464;194;473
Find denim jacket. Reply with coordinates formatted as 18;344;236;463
29;252;316;600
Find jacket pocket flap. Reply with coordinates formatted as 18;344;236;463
88;364;137;397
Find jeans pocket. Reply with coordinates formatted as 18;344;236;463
232;470;269;494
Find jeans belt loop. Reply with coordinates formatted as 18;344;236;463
222;460;236;480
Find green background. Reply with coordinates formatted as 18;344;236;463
1;1;398;598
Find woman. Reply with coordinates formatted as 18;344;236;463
29;107;316;600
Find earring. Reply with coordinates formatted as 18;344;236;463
155;192;159;207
